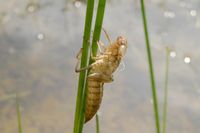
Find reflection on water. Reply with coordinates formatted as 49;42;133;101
164;11;175;18
37;33;45;40
184;56;191;64
190;10;197;17
73;1;82;8
0;0;200;133
170;51;176;58
26;3;39;13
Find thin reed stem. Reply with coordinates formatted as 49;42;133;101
140;0;160;133
73;0;95;132
73;0;106;132
16;94;22;133
91;0;107;56
90;1;107;132
95;114;100;133
162;47;170;133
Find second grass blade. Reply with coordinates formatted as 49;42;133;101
73;0;95;132
16;94;23;133
140;0;161;133
90;0;107;132
91;0;107;56
96;114;100;133
73;0;106;132
162;47;170;133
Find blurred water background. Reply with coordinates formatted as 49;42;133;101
0;0;200;132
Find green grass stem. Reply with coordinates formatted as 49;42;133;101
91;0;107;56
162;47;170;133
140;1;161;133
95;114;100;133
88;1;106;132
73;0;95;132
16;94;23;133
73;0;106;132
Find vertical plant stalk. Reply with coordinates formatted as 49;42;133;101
73;0;106;132
95;114;100;133
16;94;23;133
73;0;95;133
140;1;160;133
91;0;107;56
162;47;170;133
89;0;106;132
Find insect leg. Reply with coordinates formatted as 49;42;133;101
75;65;92;73
75;48;92;72
102;28;112;45
97;41;106;54
88;73;113;83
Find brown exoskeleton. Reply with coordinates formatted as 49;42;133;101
75;30;128;123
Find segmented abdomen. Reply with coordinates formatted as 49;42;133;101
85;79;103;123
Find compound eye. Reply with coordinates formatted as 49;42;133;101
117;36;123;42
119;44;127;57
121;40;127;46
117;36;127;46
